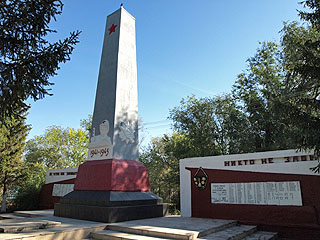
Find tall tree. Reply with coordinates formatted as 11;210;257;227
0;0;80;121
170;95;224;157
13;116;91;211
0;108;29;212
0;1;80;211
233;41;298;152
280;1;320;165
212;94;253;154
169;94;255;156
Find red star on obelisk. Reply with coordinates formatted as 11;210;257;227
108;24;117;35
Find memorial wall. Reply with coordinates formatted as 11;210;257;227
180;149;320;238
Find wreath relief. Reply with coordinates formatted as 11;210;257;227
193;167;208;190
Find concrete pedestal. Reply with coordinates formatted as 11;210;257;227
54;190;168;223
54;159;168;223
74;159;150;191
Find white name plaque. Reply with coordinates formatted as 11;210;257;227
211;181;302;206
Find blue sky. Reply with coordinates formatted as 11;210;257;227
26;0;302;146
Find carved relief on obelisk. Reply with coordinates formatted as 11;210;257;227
87;120;113;160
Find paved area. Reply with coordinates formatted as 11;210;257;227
0;210;278;240
0;218;61;233
103;217;237;239
108;216;237;235
94;218;276;240
0;210;106;239
198;225;256;240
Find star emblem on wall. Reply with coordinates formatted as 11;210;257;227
108;24;117;35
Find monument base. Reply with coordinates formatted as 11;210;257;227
73;159;151;191
54;190;168;222
54;159;168;222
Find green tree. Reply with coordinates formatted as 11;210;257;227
212;94;253;154
0;109;29;212
256;0;320;171
140;132;193;213
80;114;93;138
0;0;80;121
25;126;89;169
12;160;46;211
142;1;320;211
12;115;91;211
165;1;319;163
299;0;320;28
233;41;298;152
169;94;254;156
279;2;320;165
0;0;80;211
170;95;224;157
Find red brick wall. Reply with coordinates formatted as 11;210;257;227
187;168;320;239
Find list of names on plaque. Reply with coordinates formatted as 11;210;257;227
211;181;302;206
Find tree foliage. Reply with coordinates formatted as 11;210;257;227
140;132;193;213
170;96;222;157
0;108;29;212
211;94;253;154
169;1;320;159
25;125;89;169
0;0;80;121
299;0;320;28
9;115;91;211
142;1;320;213
80;114;92;138
0;0;81;211
279;18;320;161
170;95;255;156
233;41;298;152
11;159;46;211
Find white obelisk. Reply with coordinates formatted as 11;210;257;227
55;7;167;223
89;6;138;161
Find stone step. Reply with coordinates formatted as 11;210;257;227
198;225;257;240
13;211;43;218
106;225;196;239
0;219;61;233
105;218;237;240
89;225;278;240
0;215;26;223
243;231;278;240
91;230;174;240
